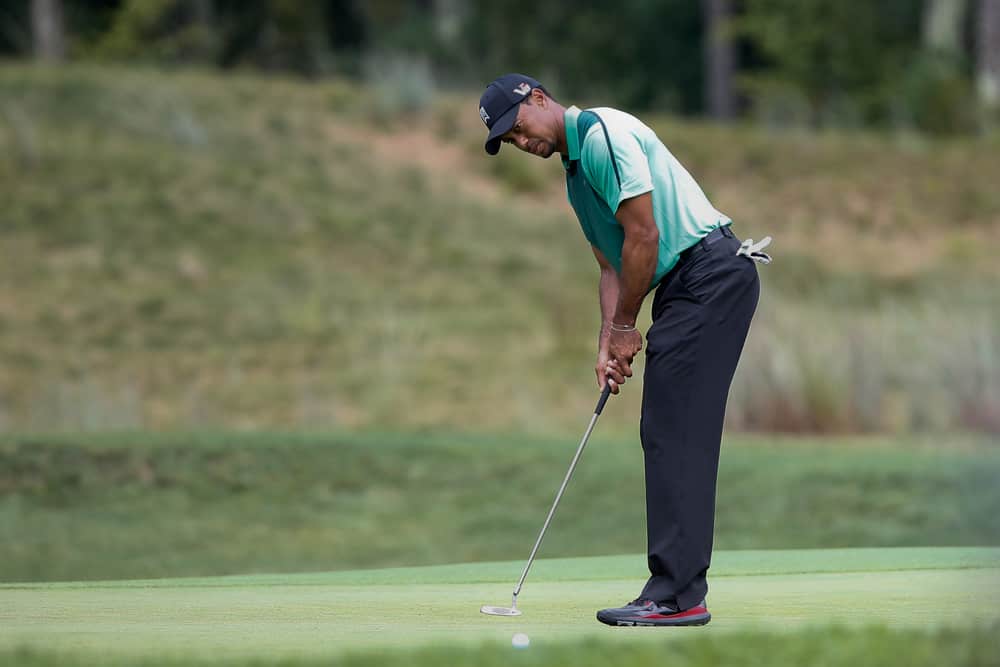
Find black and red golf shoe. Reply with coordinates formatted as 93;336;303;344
596;598;711;627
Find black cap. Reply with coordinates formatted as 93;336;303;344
479;73;546;155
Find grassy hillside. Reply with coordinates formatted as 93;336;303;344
1;431;997;582
2;64;999;433
2;548;997;664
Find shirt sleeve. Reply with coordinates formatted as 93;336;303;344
580;124;654;214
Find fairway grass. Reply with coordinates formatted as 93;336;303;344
2;547;997;664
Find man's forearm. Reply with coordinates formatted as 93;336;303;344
614;232;658;326
599;267;619;340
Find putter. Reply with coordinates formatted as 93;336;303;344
481;383;613;617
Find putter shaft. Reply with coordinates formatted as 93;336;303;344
511;385;611;599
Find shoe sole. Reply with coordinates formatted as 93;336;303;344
597;610;711;627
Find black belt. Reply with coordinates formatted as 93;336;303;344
678;225;734;263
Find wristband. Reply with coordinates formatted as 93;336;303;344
609;322;636;332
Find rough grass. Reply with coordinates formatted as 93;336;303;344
1;64;999;433
1;431;997;582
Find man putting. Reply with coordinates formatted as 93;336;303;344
479;74;770;627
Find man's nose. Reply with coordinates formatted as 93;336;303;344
517;136;531;151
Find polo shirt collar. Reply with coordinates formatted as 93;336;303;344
563;105;582;165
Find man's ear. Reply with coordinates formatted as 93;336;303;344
531;88;547;108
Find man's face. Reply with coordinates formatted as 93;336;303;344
500;91;557;158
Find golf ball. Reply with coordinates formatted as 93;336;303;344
511;632;530;649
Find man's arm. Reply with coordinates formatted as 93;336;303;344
578;122;658;389
592;245;620;392
602;191;657;385
578;124;657;326
593;245;619;336
612;191;658;327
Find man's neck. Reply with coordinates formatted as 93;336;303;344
552;102;569;157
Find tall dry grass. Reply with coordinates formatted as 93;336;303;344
1;64;997;435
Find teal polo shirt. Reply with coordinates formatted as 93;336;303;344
562;105;731;290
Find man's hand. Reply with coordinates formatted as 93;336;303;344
608;327;642;385
595;340;615;393
596;327;642;394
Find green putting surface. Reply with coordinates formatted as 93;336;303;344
2;547;997;661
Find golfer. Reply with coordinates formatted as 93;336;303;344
479;74;770;627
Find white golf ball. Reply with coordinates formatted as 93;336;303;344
511;632;530;649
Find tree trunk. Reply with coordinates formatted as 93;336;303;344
923;0;966;54
434;0;462;44
979;0;1000;108
31;0;64;62
703;0;736;120
193;0;213;27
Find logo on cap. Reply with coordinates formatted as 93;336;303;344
479;106;490;126
513;82;531;96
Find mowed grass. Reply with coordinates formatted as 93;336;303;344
2;431;999;582
1;548;997;664
3;628;998;667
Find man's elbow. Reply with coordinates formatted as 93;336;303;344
629;225;659;247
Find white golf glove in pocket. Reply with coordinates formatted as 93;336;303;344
736;236;773;264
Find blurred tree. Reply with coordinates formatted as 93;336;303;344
0;3;31;56
905;0;977;134
66;0;122;50
31;0;65;61
89;0;366;75
219;0;329;73
94;0;218;64
458;1;704;112
212;0;364;75
193;0;211;30
1;0;118;58
737;0;924;128
978;0;1000;112
923;0;966;54
1;0;987;133
704;0;736;120
356;0;435;56
432;0;461;45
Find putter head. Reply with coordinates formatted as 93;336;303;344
480;604;521;616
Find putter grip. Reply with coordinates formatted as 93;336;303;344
595;383;612;415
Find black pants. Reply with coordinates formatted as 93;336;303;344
638;225;759;610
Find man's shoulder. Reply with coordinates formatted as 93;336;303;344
579;107;649;159
582;107;646;132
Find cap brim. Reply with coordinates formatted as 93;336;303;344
484;104;520;155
